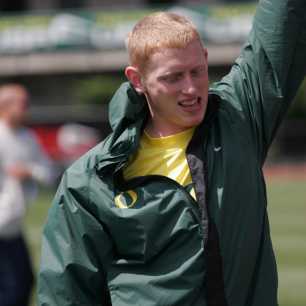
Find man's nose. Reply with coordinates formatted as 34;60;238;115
181;75;197;95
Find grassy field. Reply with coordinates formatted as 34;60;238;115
25;175;306;306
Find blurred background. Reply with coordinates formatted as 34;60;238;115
0;0;304;305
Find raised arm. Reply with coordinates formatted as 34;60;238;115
212;0;306;163
37;172;112;306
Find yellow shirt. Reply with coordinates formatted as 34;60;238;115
123;127;196;200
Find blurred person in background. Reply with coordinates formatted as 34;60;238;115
0;84;54;306
38;1;306;306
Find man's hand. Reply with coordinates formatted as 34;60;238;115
6;164;32;181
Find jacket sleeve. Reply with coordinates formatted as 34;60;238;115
37;171;113;306
212;0;306;163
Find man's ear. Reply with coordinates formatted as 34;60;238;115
125;66;145;94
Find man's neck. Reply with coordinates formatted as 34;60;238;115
145;120;191;138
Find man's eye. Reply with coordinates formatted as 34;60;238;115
191;67;206;77
163;74;183;83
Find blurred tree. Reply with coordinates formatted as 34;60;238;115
0;0;26;11
58;0;84;9
222;0;253;2
73;75;125;105
147;0;178;5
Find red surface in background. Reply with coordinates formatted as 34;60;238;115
30;125;100;163
31;126;62;161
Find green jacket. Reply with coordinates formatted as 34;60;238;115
38;1;306;305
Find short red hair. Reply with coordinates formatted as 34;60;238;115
127;12;201;73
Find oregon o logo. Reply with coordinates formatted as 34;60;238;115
114;190;138;209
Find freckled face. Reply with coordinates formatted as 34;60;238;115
142;39;209;136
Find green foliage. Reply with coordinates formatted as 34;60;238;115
73;75;125;105
0;14;51;31
207;3;257;19
95;9;154;27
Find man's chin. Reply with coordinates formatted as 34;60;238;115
184;114;205;128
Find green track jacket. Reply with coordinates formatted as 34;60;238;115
38;1;306;305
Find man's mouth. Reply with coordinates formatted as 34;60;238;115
178;97;201;108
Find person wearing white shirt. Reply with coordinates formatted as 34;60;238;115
0;84;54;306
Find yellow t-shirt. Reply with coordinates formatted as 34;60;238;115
123;127;196;200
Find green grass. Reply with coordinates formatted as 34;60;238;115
267;178;306;306
25;190;53;306
25;178;306;306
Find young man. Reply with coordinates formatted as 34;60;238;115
38;1;306;305
0;84;54;306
